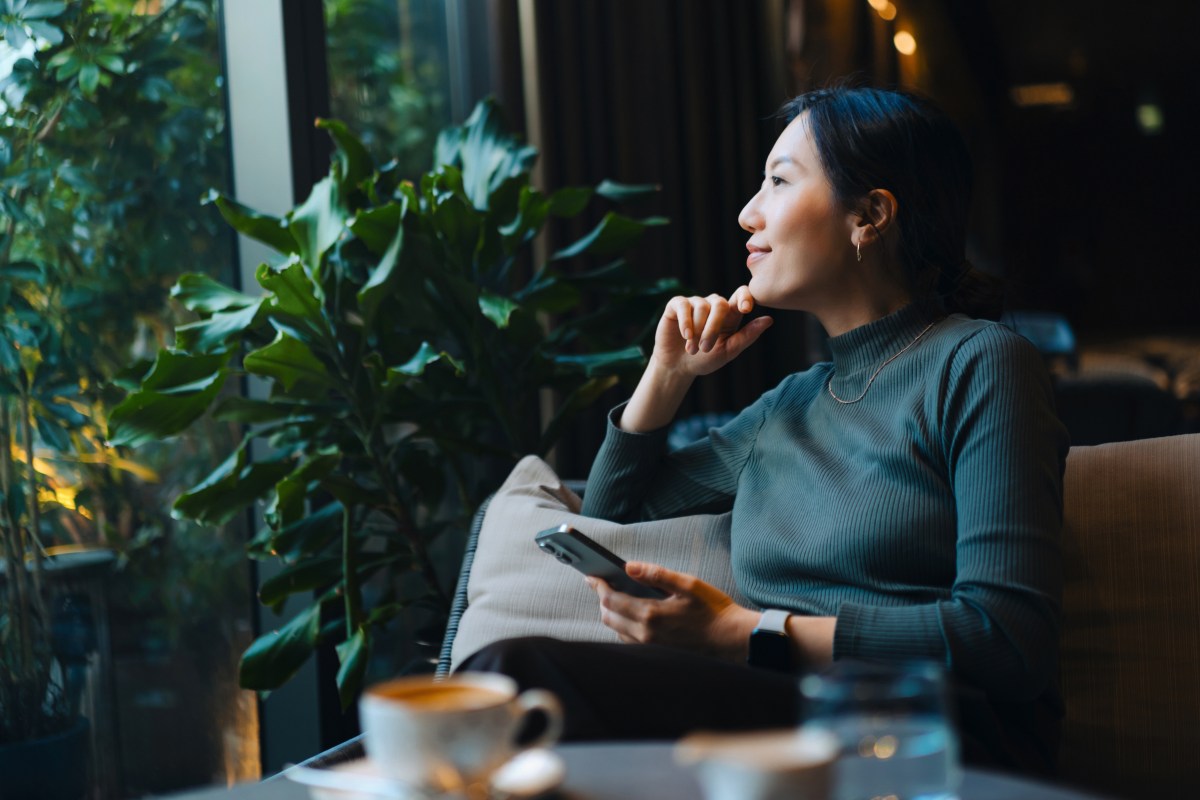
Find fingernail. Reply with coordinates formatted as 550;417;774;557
740;301;751;313
699;339;713;353
627;562;643;577
584;576;596;588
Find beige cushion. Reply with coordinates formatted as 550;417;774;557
1058;433;1200;797
449;455;746;670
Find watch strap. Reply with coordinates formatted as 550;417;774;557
755;608;791;634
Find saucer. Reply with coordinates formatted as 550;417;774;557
285;749;566;800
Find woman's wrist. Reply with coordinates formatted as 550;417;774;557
786;615;836;667
618;356;695;432
715;605;761;662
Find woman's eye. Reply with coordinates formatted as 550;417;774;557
770;176;785;187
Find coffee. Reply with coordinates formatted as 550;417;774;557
371;682;508;712
359;673;564;793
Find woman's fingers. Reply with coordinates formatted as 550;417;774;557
660;289;766;366
730;285;755;314
697;294;733;353
666;295;694;344
723;315;774;358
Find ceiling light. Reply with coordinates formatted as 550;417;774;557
1010;83;1075;108
893;31;916;55
867;0;889;10
1136;103;1164;135
878;2;898;21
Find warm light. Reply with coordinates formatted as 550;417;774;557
893;31;917;55
867;0;890;10
873;734;899;759
1136;103;1164;135
1010;82;1075;107
877;2;898;21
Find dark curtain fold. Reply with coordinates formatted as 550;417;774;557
518;0;818;476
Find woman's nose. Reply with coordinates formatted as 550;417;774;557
738;191;762;233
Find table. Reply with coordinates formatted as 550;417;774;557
163;742;1111;800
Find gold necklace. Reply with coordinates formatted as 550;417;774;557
826;320;938;404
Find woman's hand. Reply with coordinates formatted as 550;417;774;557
585;561;760;662
617;286;773;433
653;286;773;378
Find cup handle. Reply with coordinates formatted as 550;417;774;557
513;689;564;751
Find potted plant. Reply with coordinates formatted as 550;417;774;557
109;99;678;705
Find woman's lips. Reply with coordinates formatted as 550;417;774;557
746;246;771;268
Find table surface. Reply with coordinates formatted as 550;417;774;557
164;742;1111;800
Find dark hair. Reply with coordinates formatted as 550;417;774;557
779;84;1003;320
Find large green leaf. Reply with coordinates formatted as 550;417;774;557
203;190;297;255
335;628;369;710
552;346;646;377
552;212;668;260
258;555;342;608
478;291;520;329
498;186;548;247
173;445;294;526
316;118;373;194
595;180;661;203
436;98;538;211
356;220;404;326
249;501;343;560
348;202;404;255
257;259;324;320
547;186;593;216
267;449;341;531
108;351;230;447
172;273;260;314
244;331;335;393
430;192;481;271
174;300;264;353
288;176;346;274
515;267;583;314
387;342;465;382
212;396;310;425
239;603;322;691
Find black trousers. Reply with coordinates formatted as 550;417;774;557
457;636;1061;778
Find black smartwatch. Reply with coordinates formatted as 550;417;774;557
747;609;794;672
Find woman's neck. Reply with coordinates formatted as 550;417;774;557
813;292;913;337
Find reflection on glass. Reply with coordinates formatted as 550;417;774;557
0;0;254;794
325;0;453;176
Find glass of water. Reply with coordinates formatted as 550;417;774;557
799;660;961;800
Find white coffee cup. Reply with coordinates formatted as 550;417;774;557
359;673;563;795
677;728;840;800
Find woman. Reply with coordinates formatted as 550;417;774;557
461;85;1068;776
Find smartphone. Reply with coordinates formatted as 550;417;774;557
534;524;667;599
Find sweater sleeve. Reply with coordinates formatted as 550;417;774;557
580;390;775;523
833;326;1069;701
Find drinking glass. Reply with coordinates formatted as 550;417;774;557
799;660;962;800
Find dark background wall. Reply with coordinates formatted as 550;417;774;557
483;0;1200;474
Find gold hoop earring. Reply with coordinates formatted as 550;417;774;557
856;241;862;262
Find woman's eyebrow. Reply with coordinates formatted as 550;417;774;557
767;155;794;171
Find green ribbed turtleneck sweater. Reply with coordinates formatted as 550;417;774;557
580;304;1069;704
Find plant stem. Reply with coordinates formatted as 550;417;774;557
341;504;360;637
360;433;449;610
19;390;47;626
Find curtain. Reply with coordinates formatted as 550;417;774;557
508;0;822;475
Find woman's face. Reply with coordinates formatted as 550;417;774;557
737;114;859;312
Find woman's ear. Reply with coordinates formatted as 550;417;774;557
854;189;899;246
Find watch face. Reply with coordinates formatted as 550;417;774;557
749;630;792;672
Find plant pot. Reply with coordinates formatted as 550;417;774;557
0;717;90;800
